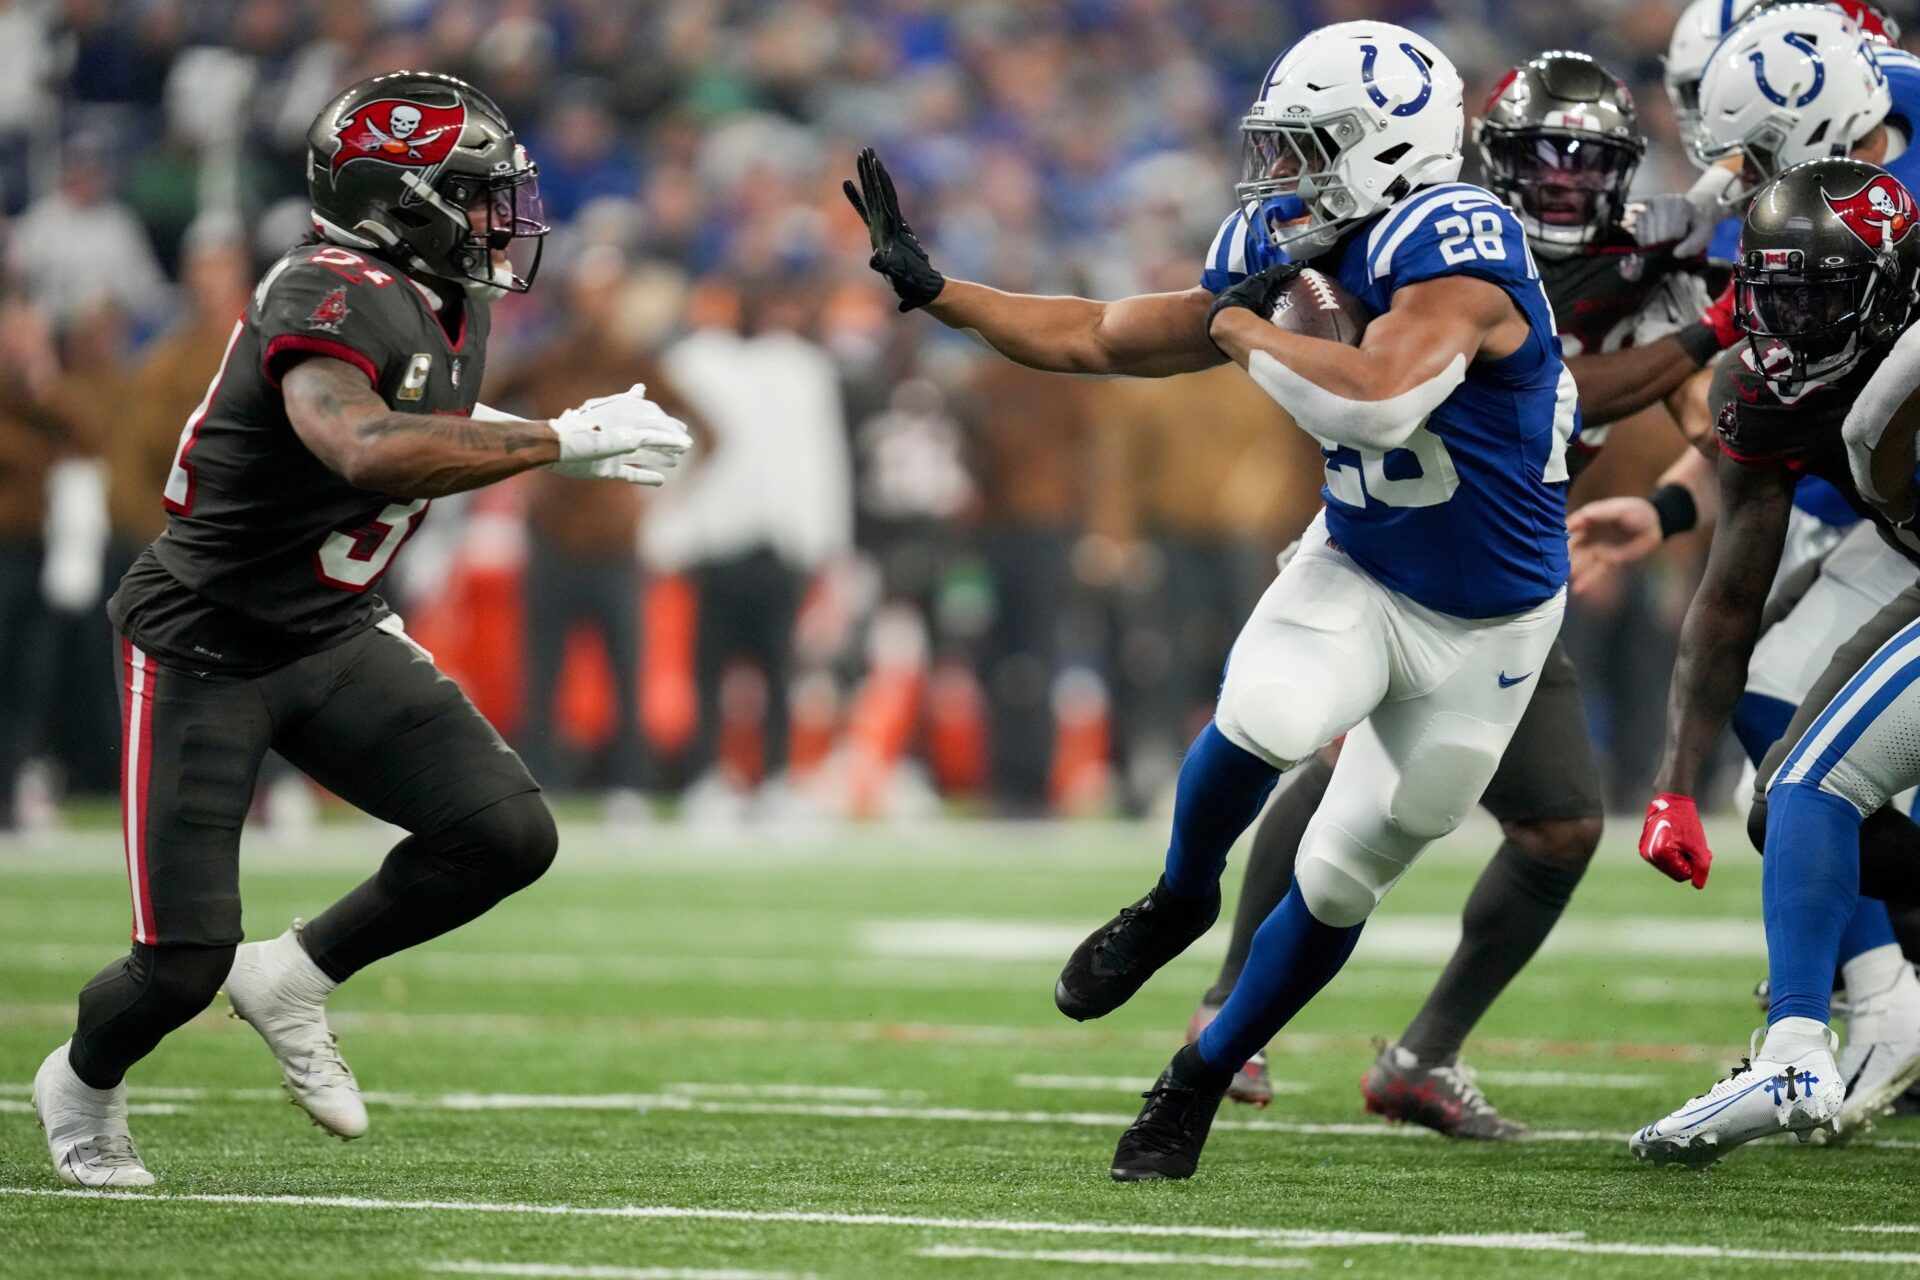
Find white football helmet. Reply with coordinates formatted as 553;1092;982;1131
1666;0;1777;166
1236;21;1464;258
1695;4;1889;197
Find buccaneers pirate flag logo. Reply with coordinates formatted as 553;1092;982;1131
1824;172;1918;250
329;98;465;177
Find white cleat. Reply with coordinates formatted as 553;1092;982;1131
224;925;367;1140
1630;1030;1842;1167
32;1042;156;1188
1823;976;1920;1145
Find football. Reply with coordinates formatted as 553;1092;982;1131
1269;267;1371;346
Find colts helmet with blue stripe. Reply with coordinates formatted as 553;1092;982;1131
1236;21;1464;259
1695;4;1890;203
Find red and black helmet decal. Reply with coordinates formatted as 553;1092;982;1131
328;98;466;178
1823;172;1918;250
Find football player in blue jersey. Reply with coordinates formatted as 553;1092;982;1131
1576;2;1920;1134
849;21;1577;1180
1186;51;1740;1139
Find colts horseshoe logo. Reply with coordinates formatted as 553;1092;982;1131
1748;32;1826;108
1360;42;1433;117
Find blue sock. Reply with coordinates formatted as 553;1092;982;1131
1731;691;1796;765
1163;721;1280;902
1764;783;1864;1025
1838;896;1899;966
1196;885;1362;1072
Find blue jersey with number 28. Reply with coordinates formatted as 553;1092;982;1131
1202;183;1575;619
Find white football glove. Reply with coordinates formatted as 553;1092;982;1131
547;384;693;486
1624;194;1697;251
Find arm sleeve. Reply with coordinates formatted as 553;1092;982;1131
253;258;398;391
1246;348;1465;452
1843;321;1920;503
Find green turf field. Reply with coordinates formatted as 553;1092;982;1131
2;815;1917;1279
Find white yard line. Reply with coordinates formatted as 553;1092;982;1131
0;1099;185;1116
429;1262;809;1280
859;917;1767;962
1475;1070;1654;1090
663;1083;905;1102
1014;1074;1309;1096
3;1188;1917;1267
916;1245;1307;1269
1849;1226;1920;1234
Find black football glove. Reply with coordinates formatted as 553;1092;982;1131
843;147;946;312
1205;261;1303;350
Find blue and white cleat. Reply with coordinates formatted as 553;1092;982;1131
1823;969;1920;1145
1629;1030;1842;1167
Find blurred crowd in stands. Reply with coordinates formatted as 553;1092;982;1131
0;0;1878;830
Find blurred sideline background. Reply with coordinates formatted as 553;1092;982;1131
1;0;1885;835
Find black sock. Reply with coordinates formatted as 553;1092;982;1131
69;942;235;1089
1398;840;1587;1064
1203;754;1333;1007
1860;807;1920;908
301;792;558;983
1889;903;1920;959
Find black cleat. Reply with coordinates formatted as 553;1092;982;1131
1055;877;1219;1022
1111;1043;1234;1181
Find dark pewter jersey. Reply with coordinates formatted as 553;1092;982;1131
1710;340;1920;570
1537;230;1719;457
110;242;489;673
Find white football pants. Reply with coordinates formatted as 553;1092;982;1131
1214;514;1565;927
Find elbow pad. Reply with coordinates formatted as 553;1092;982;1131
1247;350;1466;451
1843;322;1920;504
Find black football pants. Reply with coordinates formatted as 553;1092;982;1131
68;623;555;1088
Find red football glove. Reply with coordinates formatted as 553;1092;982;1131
1702;279;1740;350
1640;793;1712;889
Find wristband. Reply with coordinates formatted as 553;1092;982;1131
1673;320;1723;367
1648;482;1698;540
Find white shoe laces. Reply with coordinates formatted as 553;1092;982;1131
78;1133;144;1168
285;1023;355;1091
1431;1061;1495;1116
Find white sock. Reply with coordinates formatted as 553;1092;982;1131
1761;1016;1832;1062
268;928;337;1002
1841;943;1918;1007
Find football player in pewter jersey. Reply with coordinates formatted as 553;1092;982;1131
31;72;692;1189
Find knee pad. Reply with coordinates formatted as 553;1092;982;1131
453;792;559;892
1503;816;1603;871
1295;852;1378;928
1387;732;1499;841
1216;679;1337;771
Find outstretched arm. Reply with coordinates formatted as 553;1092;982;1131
845;147;1221;377
284;356;558;497
1207;271;1521;451
924;282;1224;377
285;362;689;498
1565;331;1719;428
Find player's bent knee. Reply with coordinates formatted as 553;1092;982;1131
135;942;237;1017
1296;854;1378;928
459;791;559;892
1216;680;1337;771
1503;815;1602;870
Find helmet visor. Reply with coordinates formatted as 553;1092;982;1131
453;149;548;293
1735;263;1873;380
1482;130;1639;228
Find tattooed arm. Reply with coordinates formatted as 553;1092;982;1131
1651;452;1795;797
282;355;559;497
